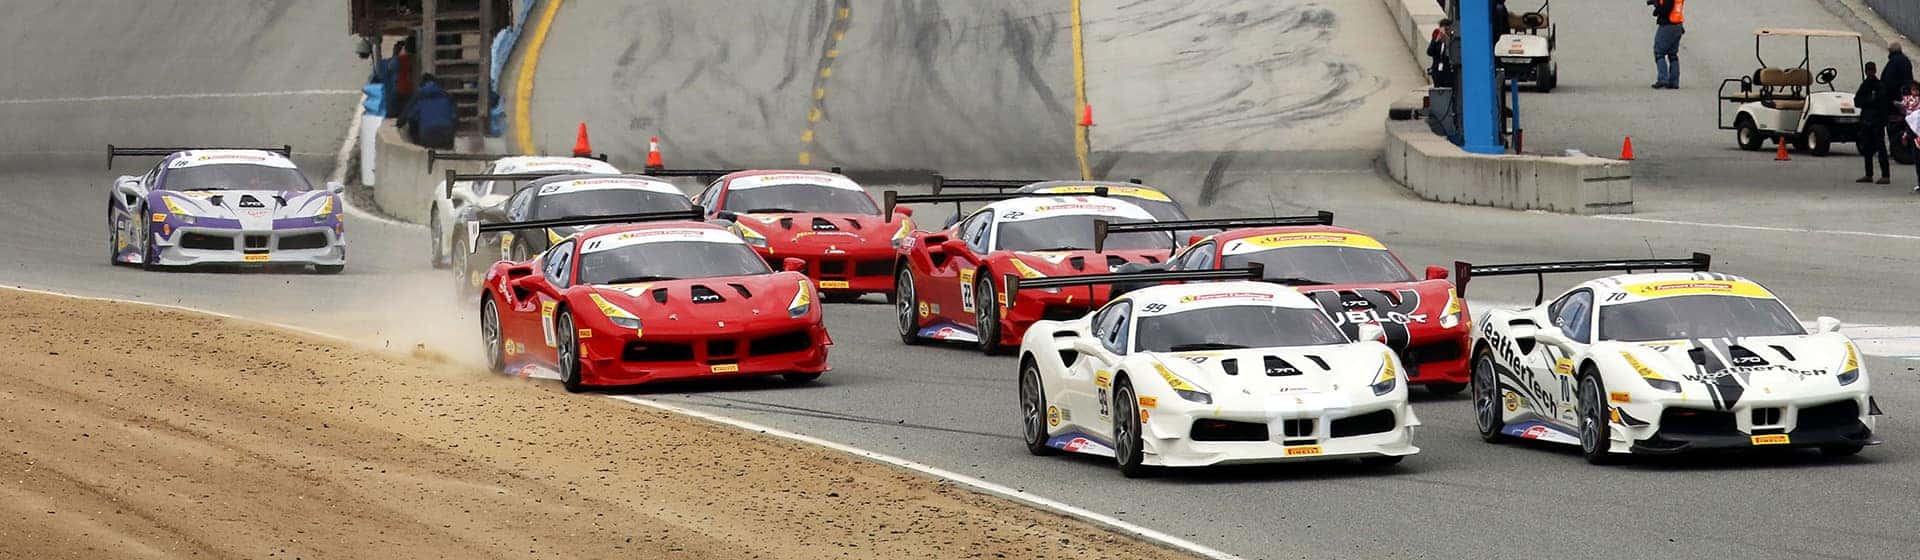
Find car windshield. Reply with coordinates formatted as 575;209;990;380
1135;305;1350;352
1120;198;1187;221
577;240;770;284
723;184;878;214
996;216;1171;252
489;178;545;196
1599;295;1804;342
164;164;310;191
1221;246;1413;284
535;190;692;219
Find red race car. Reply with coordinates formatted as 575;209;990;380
692;170;914;300
476;208;831;392
1096;213;1472;394
884;189;1176;354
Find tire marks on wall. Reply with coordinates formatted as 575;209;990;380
799;0;853;167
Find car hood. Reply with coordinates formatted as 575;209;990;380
158;189;335;229
735;212;898;249
587;271;814;322
1617;333;1856;389
1148;344;1391;399
1297;279;1461;345
1002;249;1170;277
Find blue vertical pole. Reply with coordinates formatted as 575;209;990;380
1457;0;1503;154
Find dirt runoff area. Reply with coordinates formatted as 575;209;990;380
0;288;1193;560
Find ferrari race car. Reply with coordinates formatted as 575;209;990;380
1460;253;1881;464
696;170;914;299
1010;267;1420;477
427;153;617;268
1097;214;1473;394
885;189;1176;353
931;176;1196;222
477;209;830;392
452;174;693;295
106;145;346;273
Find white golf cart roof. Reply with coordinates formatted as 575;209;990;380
1754;28;1862;39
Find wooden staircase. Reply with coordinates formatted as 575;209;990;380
421;0;497;133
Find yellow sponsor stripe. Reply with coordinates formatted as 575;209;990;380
511;0;566;155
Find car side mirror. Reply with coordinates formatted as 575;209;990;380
1531;326;1572;349
940;238;971;256
1186;234;1204;246
1426;265;1449;280
1816;316;1842;334
715;210;738;222
1070;337;1105;357
1356;323;1387;344
326;181;345;194
782;257;807;272
893;206;914;217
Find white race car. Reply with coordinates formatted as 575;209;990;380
1009;267;1420;477
1459;254;1881;464
426;154;618;268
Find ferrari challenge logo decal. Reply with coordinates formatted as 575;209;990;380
1621;280;1773;300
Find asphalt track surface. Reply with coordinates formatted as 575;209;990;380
5;1;1920;559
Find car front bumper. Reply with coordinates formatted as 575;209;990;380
576;322;831;386
1141;395;1420;468
1614;392;1876;455
152;222;346;267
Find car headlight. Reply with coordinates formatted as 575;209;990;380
159;196;196;224
588;293;642;334
734;222;770;248
1838;342;1862;386
309;196;337;218
891;216;915;247
1621;352;1680;393
788;279;813;318
1371;351;1400;396
1439;288;1463;329
1153;362;1211;404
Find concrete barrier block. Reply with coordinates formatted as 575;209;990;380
1383;121;1634;215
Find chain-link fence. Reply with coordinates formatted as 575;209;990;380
1867;0;1919;44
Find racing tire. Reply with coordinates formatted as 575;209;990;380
783;372;822;383
107;213;123;266
1426;382;1466;396
1576;367;1621;465
1820;443;1865;458
1112;377;1156;478
895;267;924;345
1535;62;1556;93
314;264;345;275
556;309;586;393
1807;123;1832;157
1735;116;1765;151
1472;350;1509;443
138;203;162;271
1020;357;1057;456
451;229;473;296
480;298;506;374
1358;455;1404;468
974;273;1007;355
429;210;449;269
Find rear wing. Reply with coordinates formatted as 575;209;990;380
1090;212;1334;252
427;150;610;172
468;206;708;254
1455;253;1712;305
642;167;746;181
930;175;1044;194
107;144;292;169
445;169;577;198
1003;265;1266;309
881;187;1110;223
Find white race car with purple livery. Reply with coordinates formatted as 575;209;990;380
1008;266;1420;477
107;145;346;273
1459;253;1882;464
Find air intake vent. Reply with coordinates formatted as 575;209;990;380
1264;356;1303;376
651;288;669;303
729;283;753;298
238;195;265;208
689;285;725;304
779;217;795;230
1069;256;1086;271
1281;419;1315;438
1141;255;1159;264
1106;256;1128;270
1220;358;1239;376
1728;345;1769;367
843;218;862;230
1770;345;1796;361
811;217;838;231
1305;355;1330;370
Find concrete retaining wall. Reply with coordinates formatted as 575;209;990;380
371;123;490;224
1384;119;1632;215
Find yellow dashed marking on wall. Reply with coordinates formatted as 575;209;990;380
512;0;566;155
1070;0;1092;180
800;1;853;166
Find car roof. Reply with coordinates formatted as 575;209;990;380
978;195;1157;222
1017;181;1174;203
1575;272;1778;306
1114;281;1321;316
1209;226;1389;255
493;156;619;174
527;174;686;197
721;170;863;191
575;222;747;253
167;149;299;169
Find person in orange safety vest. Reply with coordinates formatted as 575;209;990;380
1649;0;1685;89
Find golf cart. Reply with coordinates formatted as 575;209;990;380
1494;1;1557;92
1717;28;1866;156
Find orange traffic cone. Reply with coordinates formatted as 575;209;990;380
1619;136;1634;161
572;122;593;157
1078;104;1095;127
645;137;665;170
1775;138;1791;161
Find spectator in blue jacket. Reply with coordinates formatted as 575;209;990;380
401;74;458;149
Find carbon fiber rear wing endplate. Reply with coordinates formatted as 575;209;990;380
1003;265;1266;310
107;144;292;169
1455;252;1712;305
467;206;708;254
1091;212;1334;252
